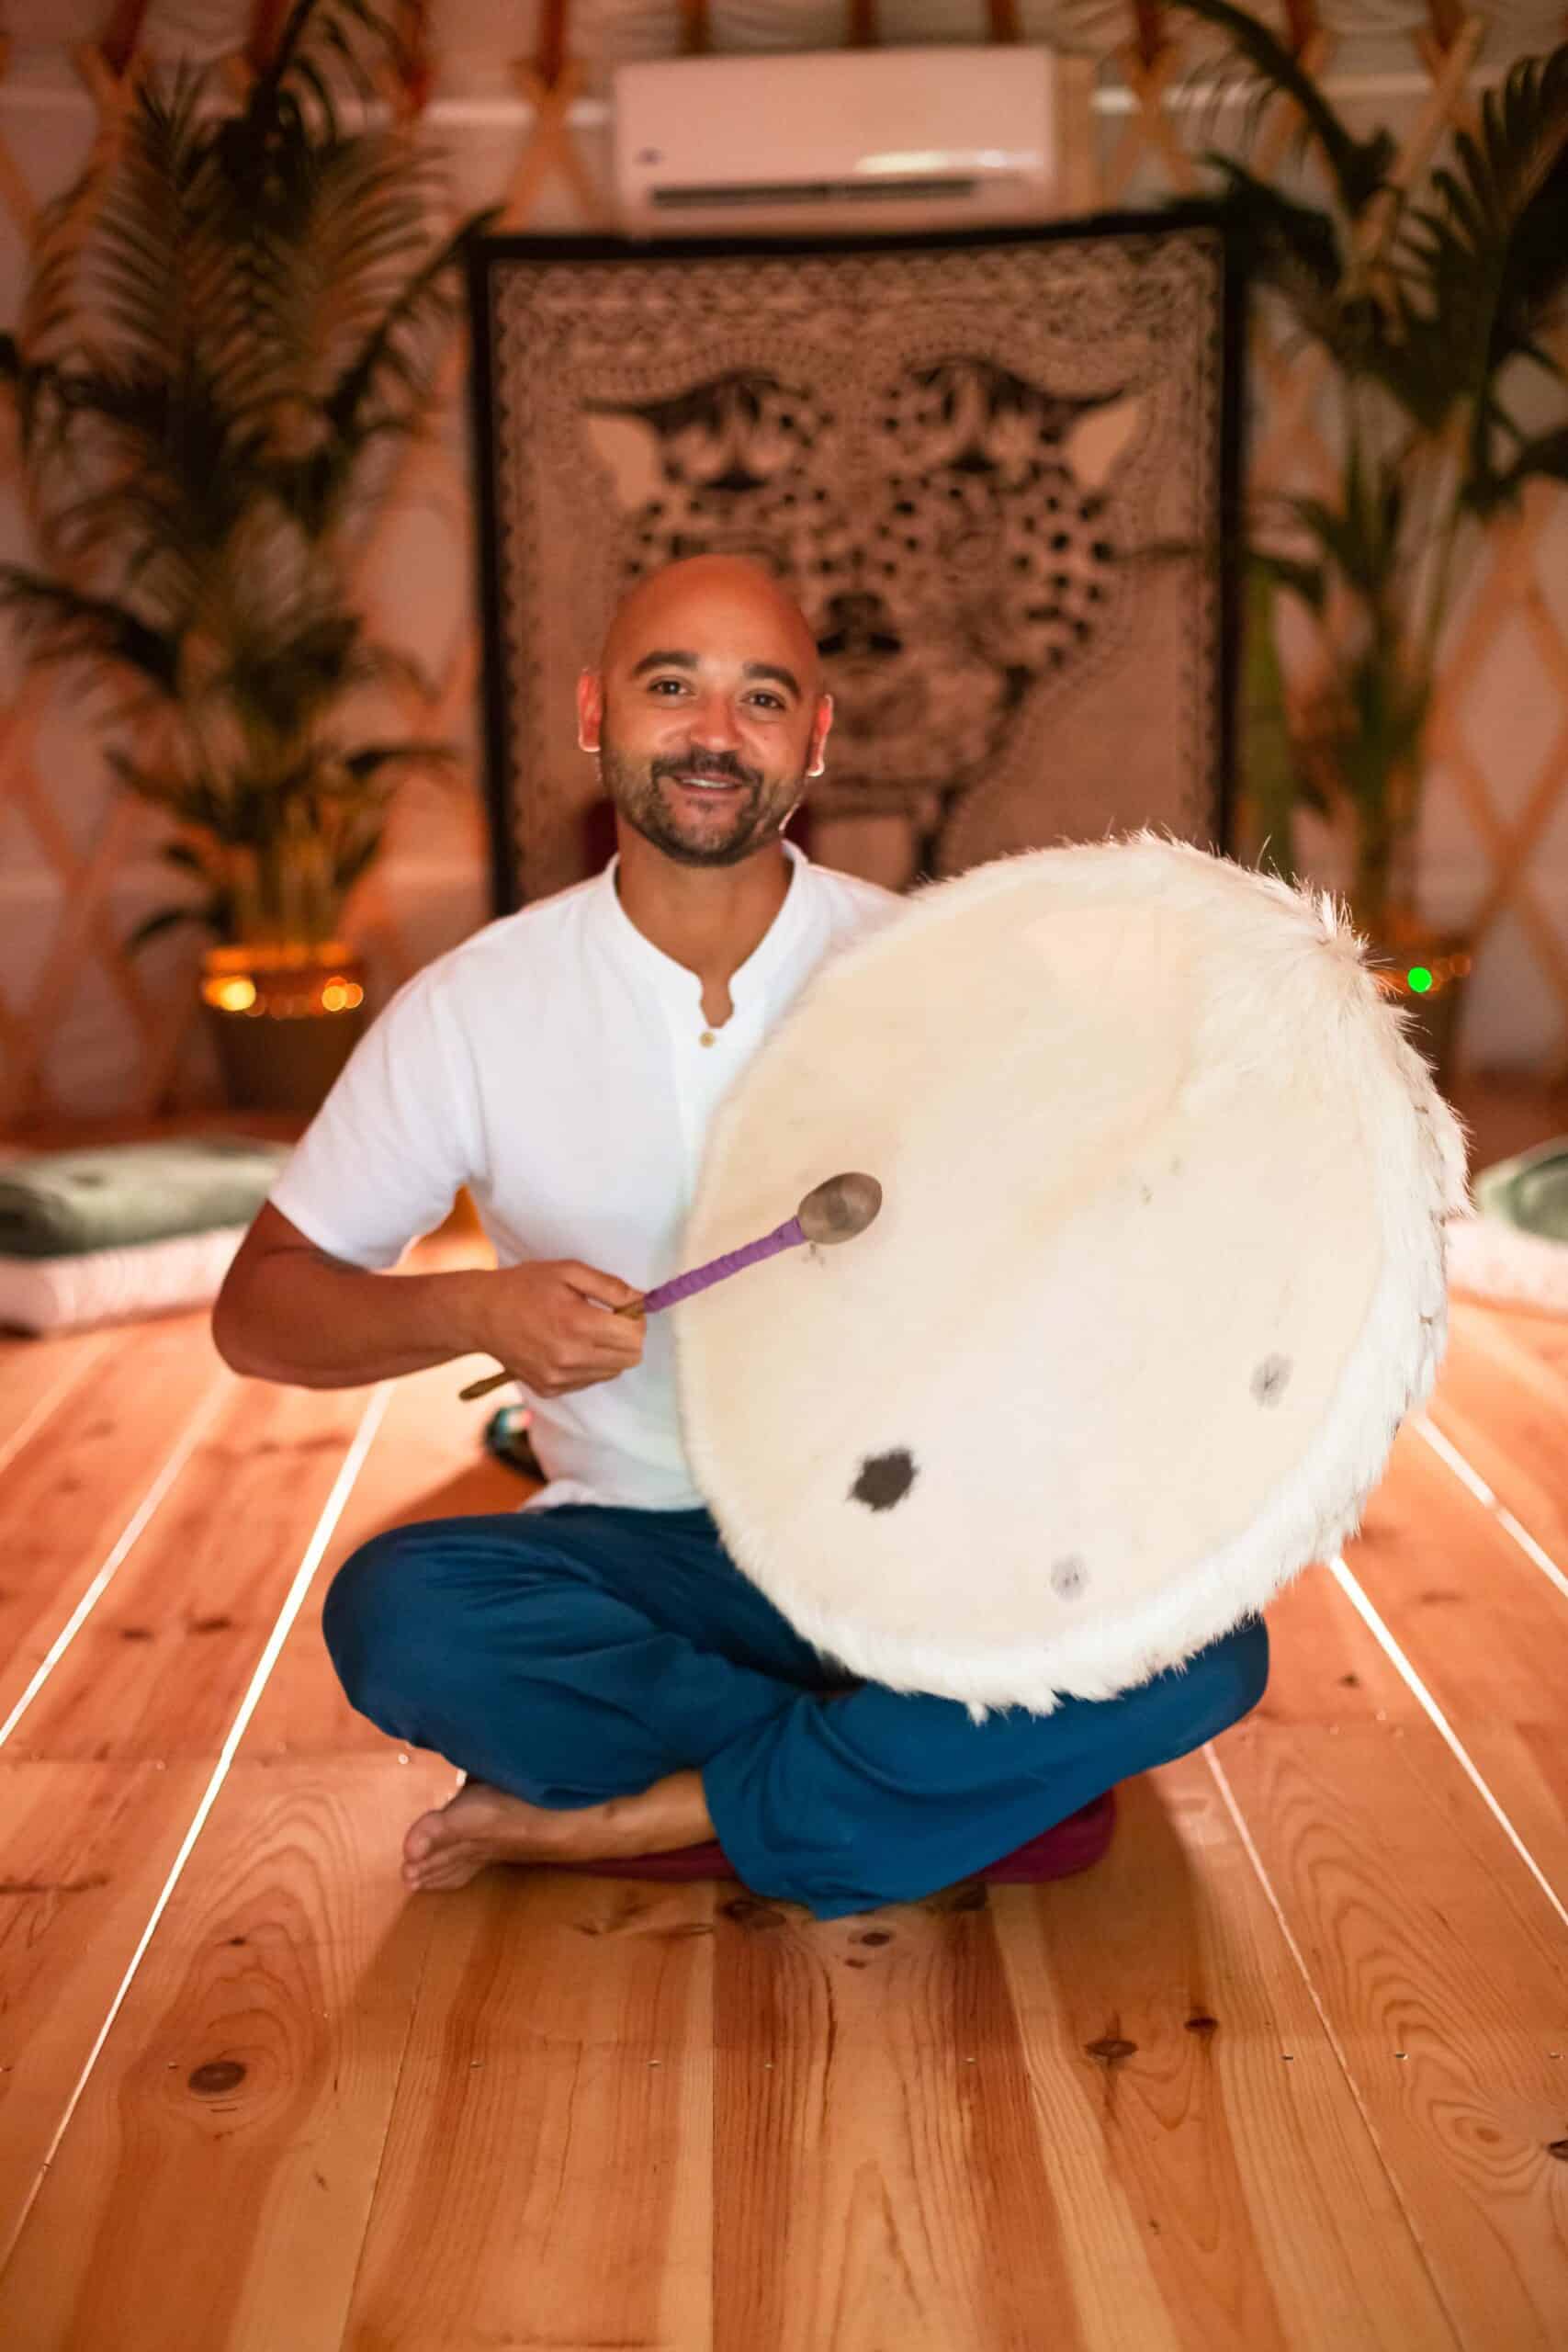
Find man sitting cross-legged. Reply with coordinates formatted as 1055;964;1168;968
213;555;1268;1919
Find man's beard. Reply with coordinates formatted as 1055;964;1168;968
599;733;804;868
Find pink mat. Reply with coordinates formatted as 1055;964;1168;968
562;1788;1117;1890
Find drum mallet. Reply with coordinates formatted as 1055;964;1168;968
458;1170;882;1402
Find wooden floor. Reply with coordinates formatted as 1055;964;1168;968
1;1236;1566;2345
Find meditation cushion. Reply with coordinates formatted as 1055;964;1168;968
0;1136;289;1259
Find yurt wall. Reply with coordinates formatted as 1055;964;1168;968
1;1;1565;1122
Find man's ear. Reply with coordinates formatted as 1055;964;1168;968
807;692;833;779
577;670;604;754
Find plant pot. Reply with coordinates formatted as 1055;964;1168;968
201;941;367;1115
1364;910;1473;1096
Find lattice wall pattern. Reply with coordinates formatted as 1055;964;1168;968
0;1;1565;1124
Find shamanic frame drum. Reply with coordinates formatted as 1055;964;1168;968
674;837;1470;1713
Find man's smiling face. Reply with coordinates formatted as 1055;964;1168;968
579;558;833;869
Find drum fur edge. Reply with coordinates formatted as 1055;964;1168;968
674;835;1472;1715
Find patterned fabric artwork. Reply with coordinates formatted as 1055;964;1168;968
470;219;1238;907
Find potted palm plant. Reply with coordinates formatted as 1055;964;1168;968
0;0;489;1111
1170;1;1568;1084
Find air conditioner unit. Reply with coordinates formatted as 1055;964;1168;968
614;46;1059;240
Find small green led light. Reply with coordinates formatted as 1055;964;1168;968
1406;966;1434;994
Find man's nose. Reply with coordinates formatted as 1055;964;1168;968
688;693;741;749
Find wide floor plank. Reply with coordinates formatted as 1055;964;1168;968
0;1326;117;1471
0;1367;381;2287
9;1377;377;1762
0;1315;231;1731
1471;1306;1568;1382
343;1872;716;2352
1327;1424;1568;1900
997;1759;1458;2352
243;1355;523;1762
0;1758;450;2352
0;1758;209;2261
712;1876;1088;2352
0;1310;529;2348
1212;1712;1568;2351
1209;1419;1568;2352
1421;1305;1568;1571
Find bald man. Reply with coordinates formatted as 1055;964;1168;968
215;557;1267;1917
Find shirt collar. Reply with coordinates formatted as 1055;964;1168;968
593;839;813;1020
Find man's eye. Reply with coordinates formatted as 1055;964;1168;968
749;692;785;711
649;678;688;695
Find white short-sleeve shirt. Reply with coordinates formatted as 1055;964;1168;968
268;844;897;1511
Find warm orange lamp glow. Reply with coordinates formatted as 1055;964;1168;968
199;939;370;1112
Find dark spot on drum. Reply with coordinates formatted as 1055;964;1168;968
851;1450;917;1510
1050;1556;1088;1600
1251;1355;1292;1406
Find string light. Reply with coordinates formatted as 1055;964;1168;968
201;949;366;1021
205;975;257;1012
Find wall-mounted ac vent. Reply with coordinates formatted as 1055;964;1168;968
615;46;1058;239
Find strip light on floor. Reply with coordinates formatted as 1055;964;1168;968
1327;1552;1568;1936
2;1382;391;2270
1414;1410;1568;1606
0;1377;232;1753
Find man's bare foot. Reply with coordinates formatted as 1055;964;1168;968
402;1781;579;1892
401;1769;715;1893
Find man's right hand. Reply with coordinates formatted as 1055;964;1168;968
467;1259;647;1396
212;1206;649;1396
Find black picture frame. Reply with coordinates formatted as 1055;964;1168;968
467;205;1246;915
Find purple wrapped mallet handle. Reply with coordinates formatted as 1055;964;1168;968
637;1215;804;1314
457;1171;880;1401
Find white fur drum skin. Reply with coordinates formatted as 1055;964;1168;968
674;837;1471;1714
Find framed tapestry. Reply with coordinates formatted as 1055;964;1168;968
468;211;1242;910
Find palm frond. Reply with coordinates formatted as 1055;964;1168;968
1240;561;1309;883
1284;455;1404;614
1204;159;1347;352
1392;47;1568;471
198;608;364;745
1467;424;1568;516
1166;0;1395;218
0;571;179;693
332;824;386;896
1250;547;1327;616
340;739;458;786
3;0;481;930
86;74;215;386
323;210;487;436
126;904;220;953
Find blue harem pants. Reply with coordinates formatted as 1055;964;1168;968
322;1503;1269;1920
